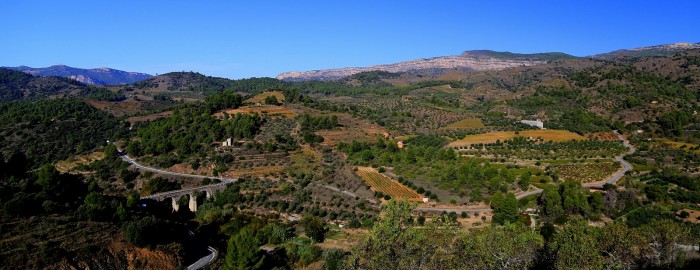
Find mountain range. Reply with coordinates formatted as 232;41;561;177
277;42;700;81
3;65;152;85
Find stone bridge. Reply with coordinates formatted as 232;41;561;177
141;182;231;212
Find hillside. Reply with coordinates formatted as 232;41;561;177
0;68;126;102
4;65;152;85
592;42;700;59
276;50;577;81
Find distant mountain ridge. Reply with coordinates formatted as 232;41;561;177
592;42;700;59
276;50;577;81
3;65;152;85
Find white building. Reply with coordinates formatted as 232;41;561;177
222;138;233;147
520;120;544;129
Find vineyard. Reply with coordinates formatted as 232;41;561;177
548;162;621;183
355;167;423;201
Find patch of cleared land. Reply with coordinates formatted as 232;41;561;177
355;167;422;201
214;105;297;119
54;152;105;173
449;129;586;147
316;113;387;146
440;118;485;130
677;209;700;224
245;91;285;104
658;138;700;153
127;111;173;124
549;162;620;183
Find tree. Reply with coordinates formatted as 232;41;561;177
264;95;279;105
224;227;265;270
323;249;347;270
551;218;603;270
641;220;688;267
455;222;544;269
539;187;563;219
518;172;531;190
597;222;651;269
492;192;519;225
345;200;437;269
300;214;327;242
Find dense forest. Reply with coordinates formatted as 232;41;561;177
0;99;129;166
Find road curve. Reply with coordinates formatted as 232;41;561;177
584;130;635;189
187;246;218;270
118;152;237;183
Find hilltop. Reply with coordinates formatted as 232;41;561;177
592;42;700;59
4;65;152;85
276;50;576;81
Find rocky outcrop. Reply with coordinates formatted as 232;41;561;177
277;50;575;81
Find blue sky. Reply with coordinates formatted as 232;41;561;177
1;1;699;79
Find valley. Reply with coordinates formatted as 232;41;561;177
1;43;699;269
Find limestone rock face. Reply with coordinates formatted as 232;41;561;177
276;50;575;81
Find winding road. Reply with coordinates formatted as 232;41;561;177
583;130;635;189
118;152;237;184
187;246;218;270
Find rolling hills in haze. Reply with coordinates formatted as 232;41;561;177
3;65;152;85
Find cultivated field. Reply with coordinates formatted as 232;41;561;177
440;118;485;130
355;167;422;201
214;105;297;119
548;162;620;183
449;129;586;147
245;91;286;104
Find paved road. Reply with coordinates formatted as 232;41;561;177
584;130;635;189
187;246;218;270
119;152;237;183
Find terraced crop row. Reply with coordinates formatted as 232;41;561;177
356;167;422;201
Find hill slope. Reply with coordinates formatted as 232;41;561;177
4;65;152;85
592;42;700;59
0;68;126;102
277;50;577;81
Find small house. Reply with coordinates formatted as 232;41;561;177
222;138;233;147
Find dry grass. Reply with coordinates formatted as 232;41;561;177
127;111;173;124
449;129;585;147
658;138;700;153
316;113;387;146
245;91;285;104
356;167;422;201
677;209;700;224
440;118;485;130
54;152;105;173
214;105;297;119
